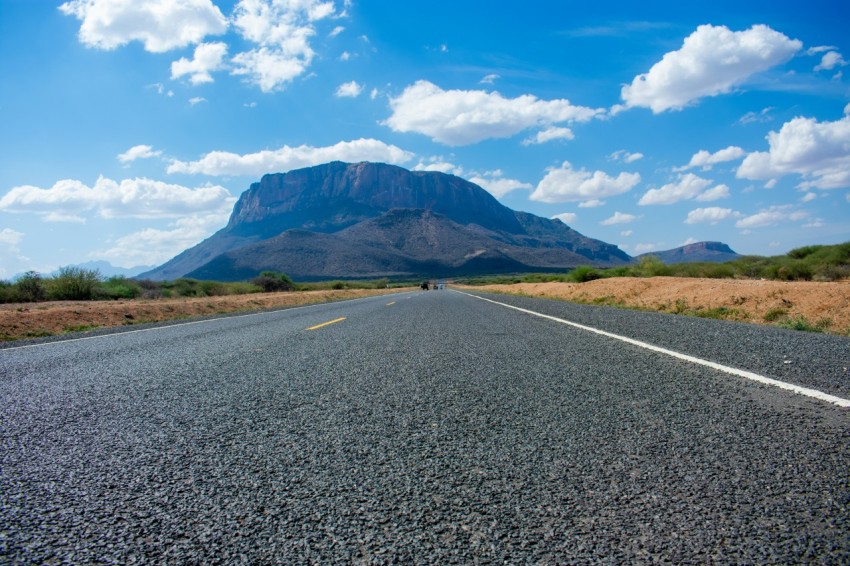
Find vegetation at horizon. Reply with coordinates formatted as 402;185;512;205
458;241;850;286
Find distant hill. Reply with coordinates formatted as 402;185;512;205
140;162;631;281
637;242;740;264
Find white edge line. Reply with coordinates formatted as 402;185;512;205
1;292;414;352
457;290;850;409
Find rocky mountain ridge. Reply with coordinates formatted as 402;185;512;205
139;162;729;281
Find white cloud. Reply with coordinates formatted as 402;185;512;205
0;228;24;247
738;107;774;124
329;25;344;38
685;207;735;224
814;51;847;72
0;177;235;220
737;114;850;189
578;199;605;208
807;45;836;55
412;159;463;176
59;0;227;52
370;88;379;100
522;127;575;145
168;138;413;176
189;96;207;105
339;51;351;61
530;161;640;203
680;146;745;171
638;173;712;205
634;243;662;254
610;150;644;163
117;144;162;163
620;230;632;237
230;0;337;92
171;41;228;84
552;212;577;224
384;80;603;146
231;46;309;92
601;211;639;225
480;74;500;85
95;211;231;267
335;80;363;97
695;183;730;201
468;170;532;199
801;192;818;202
0;228;28;279
735;206;807;229
620;24;801;113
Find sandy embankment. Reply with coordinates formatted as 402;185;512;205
0;288;408;342
464;277;850;335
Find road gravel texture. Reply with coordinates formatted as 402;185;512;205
2;290;849;563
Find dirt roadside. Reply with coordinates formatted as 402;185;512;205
460;277;850;335
0;288;409;342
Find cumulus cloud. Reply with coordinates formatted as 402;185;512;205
0;177;235;220
117;144;162;163
638;173;723;205
679;146;746;171
735;206;807;229
412;159;463;176
530;161;640;203
685;207;735;224
229;0;338;91
695;184;730;201
552;212;577;224
384;80;603;146
94;211;231;267
601;212;639;225
168;138;413;176
522;127;575;145
335;80;363;97
620;24;801;113
467;170;533;199
171;41;228;84
59;0;227;52
814;51;847;72
737;114;850;189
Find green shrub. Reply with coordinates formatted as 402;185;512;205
251;271;295;292
47;266;102;300
13;271;46;302
98;276;142;299
568;265;602;283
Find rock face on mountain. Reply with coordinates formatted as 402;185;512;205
140;162;631;281
637;241;741;264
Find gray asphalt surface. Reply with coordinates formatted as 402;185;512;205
2;290;849;563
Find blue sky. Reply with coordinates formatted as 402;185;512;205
1;0;849;278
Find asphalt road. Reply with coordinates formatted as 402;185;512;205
2;289;849;563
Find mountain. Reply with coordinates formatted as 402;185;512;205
637;242;741;264
141;162;631;281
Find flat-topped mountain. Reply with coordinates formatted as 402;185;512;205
140;162;631;281
637;241;741;264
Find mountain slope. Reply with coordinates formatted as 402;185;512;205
142;162;631;281
637;242;741;264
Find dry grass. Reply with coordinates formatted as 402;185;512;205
462;277;850;335
0;288;410;342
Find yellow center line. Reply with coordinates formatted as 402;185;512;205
386;301;396;306
305;317;346;331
